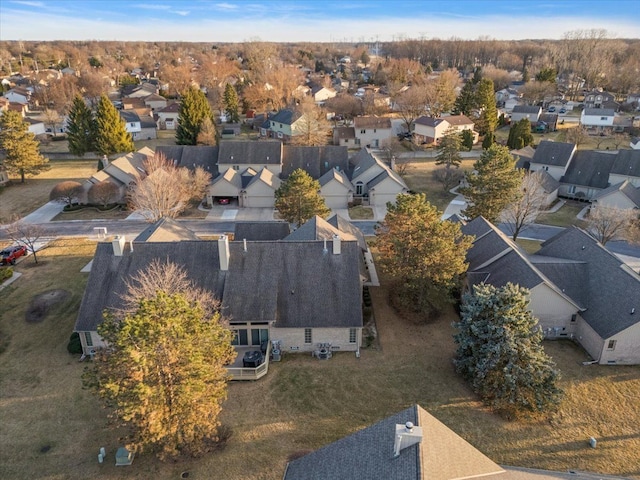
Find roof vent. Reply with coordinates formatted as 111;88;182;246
393;422;423;458
632;308;636;315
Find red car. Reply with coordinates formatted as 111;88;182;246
0;245;28;265
217;197;231;205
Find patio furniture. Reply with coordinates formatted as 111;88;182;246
115;447;134;466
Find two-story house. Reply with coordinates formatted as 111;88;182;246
353;116;393;148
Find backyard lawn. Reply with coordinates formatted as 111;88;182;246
536;201;588;228
401;159;475;212
0;239;639;480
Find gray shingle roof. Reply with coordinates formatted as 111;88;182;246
318;167;354;191
75;235;362;332
535;170;560;194
537;227;640;338
531;141;575;167
610;149;640;178
560;150;615;189
334;126;355;139
326;214;368;251
285;216;353;242
284;405;504;480
234;222;290;241
513;105;542;114
156;145;219;175
413;116;446;128
217;141;282;165
270;109;301;125
529;257;588;309
594;180;640;207
281;145;349;179
134;218;200;242
583;108;615;117
353;116;392;129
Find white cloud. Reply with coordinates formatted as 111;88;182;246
11;0;45;6
215;2;238;9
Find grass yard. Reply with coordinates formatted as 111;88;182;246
51;206;130;221
515;238;543;254
348;205;374;220
0;160;98;224
537;201;588;228
401;159;475;212
1;241;639;479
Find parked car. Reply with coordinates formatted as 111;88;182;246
0;245;27;265
217;197;230;205
547;106;556;112
559;108;567;114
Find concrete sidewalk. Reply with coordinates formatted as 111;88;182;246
441;186;467;220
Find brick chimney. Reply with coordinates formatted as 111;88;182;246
218;235;230;271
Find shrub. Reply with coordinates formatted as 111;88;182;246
67;332;83;354
0;267;13;283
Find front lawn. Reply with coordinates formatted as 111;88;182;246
536;201;588;228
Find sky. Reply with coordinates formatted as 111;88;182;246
1;0;639;43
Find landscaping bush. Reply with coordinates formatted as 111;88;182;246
67;332;83;354
0;267;13;283
62;203;84;212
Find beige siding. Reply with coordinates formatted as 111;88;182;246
272;327;361;353
209;181;241;198
529;164;566;181
575;316;605;362
369;178;406;206
595;191;638;210
352;166;385;192
244;181;276;207
355;128;393;148
321;181;352;209
598;322;640;365
529;283;578;336
609;174;640;188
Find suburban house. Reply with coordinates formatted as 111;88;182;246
73;217;369;373
412;114;476;145
309;83;337;104
580;108;615;131
120;110;157;140
122;82;159;98
461;217;640;365
333;126;357;147
510;105;541;123
495;87;521;112
284;404;615;480
528;140;577;180
156;102;180;130
265;109;305;141
142;93;168;112
350;148;409;207
319;167;354;209
4;86;31;105
592;180;640;210
583;90;618;110
353;116;393;148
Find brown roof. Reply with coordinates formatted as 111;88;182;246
354;116;392;129
443;114;474;126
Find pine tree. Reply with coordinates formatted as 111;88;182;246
507;118;533;150
66;95;95;156
436;127;463;169
453;81;476;116
461;129;474;151
274;168;330;227
474;78;498;136
454;283;563;417
223;83;240;123
482;131;495;149
176;86;214;145
460;144;523;222
375;193;473;315
0;110;50;183
85;292;236;459
94;94;134;156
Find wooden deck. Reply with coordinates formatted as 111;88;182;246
226;343;271;381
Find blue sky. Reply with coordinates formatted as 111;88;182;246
1;0;639;42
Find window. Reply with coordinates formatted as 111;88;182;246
349;328;357;344
84;332;93;347
607;340;616;350
304;328;312;344
600;117;607;121
233;165;239;171
360;129;366;134
568;185;576;195
251;328;269;346
355;181;364;195
373;129;377;133
277;132;283;139
231;329;249;346
571;314;577;323
543;166;549;171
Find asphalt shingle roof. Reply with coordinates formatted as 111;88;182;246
560;150;615;189
531;141;575;167
234;222;290;241
610;149;640;178
512;105;541;114
281;145;349;179
217;141;282;165
156;145;218;175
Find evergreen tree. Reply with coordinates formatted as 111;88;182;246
94;94;134;156
85;291;236;460
454;283;563;417
176;86;214;145
535;67;557;83
66;95;95;157
522;67;530;83
275;168;330;227
482;131;495;149
453;82;476;116
474;78;498;136
223;83;240;123
507;118;534;150
436;127;463;169
460;144;523;222
472;66;483;84
375;193;473;315
0;110;50;183
461;129;474;151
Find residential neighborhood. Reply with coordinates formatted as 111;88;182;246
1;3;640;479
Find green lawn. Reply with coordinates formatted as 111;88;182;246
1;240;639;479
515;238;543;254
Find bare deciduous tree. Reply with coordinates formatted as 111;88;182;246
49;180;84;207
196;116;218;146
290;98;330;146
118;259;223;320
501;171;548;241
433;167;464;192
564;126;587;147
88;181;119;207
5;217;46;264
586;205;636;245
394;85;429;132
42;109;62;136
128;152;212;222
